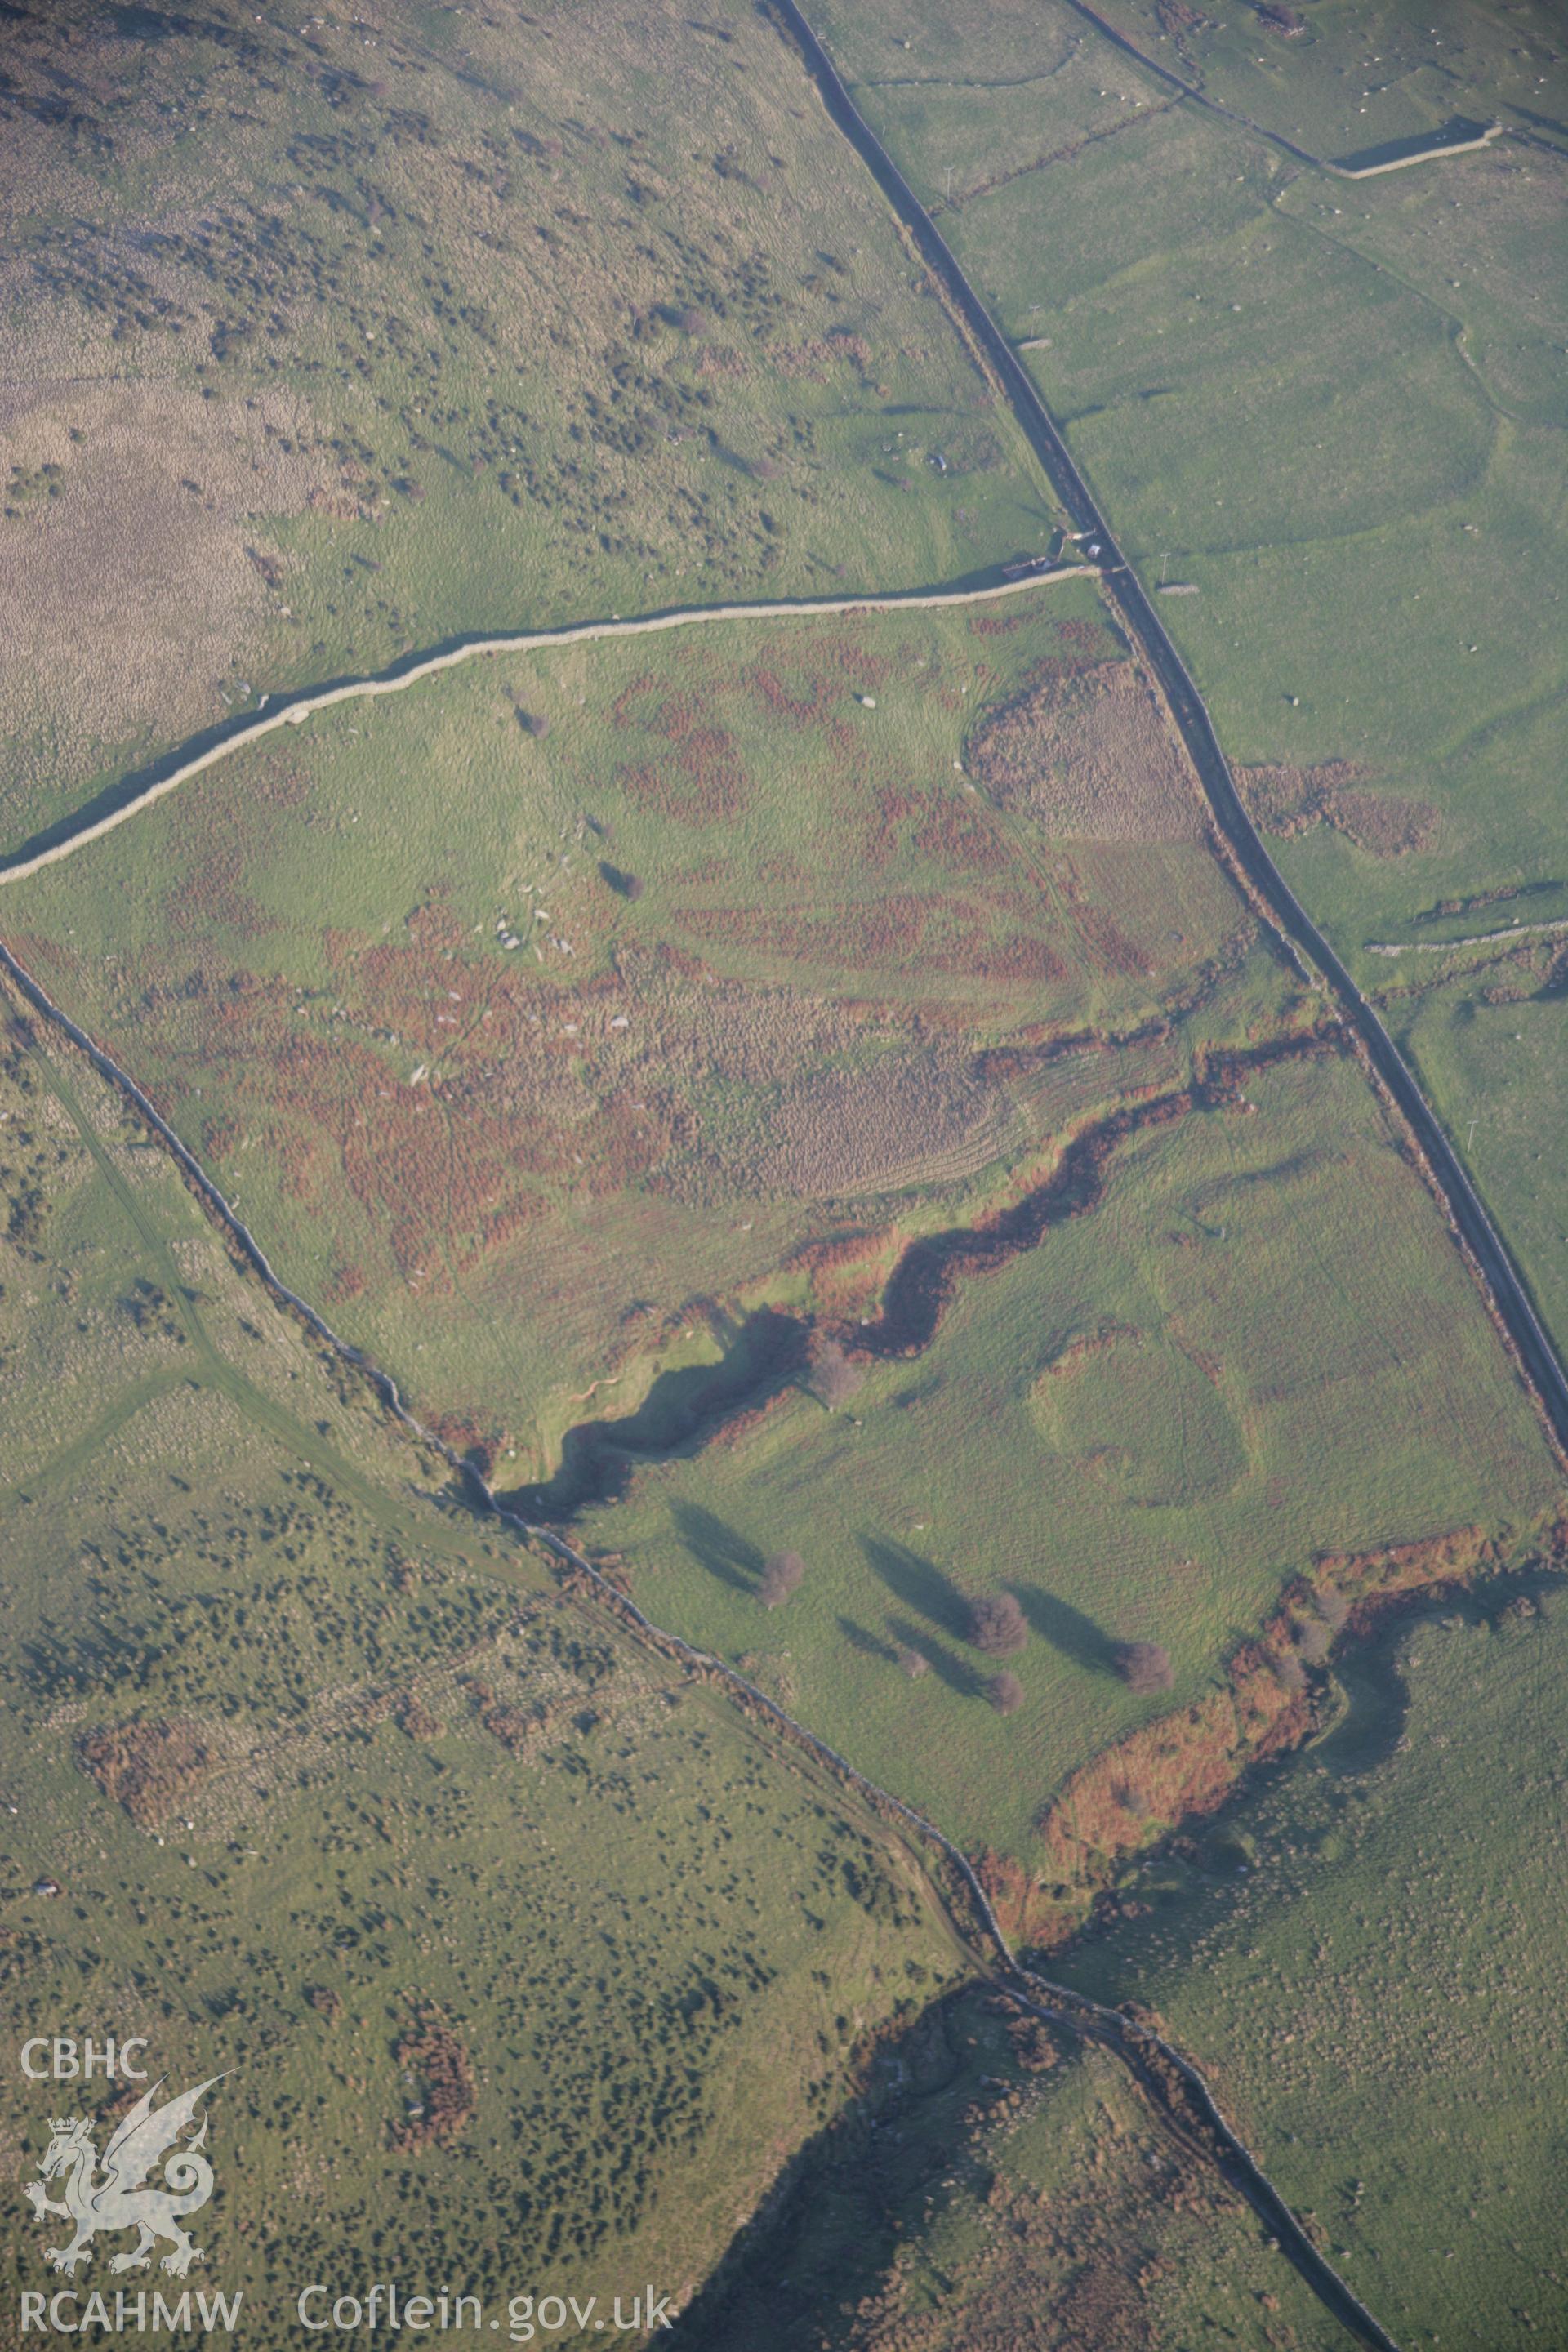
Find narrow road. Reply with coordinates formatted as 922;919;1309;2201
0;935;1398;2351
771;0;1568;1470
0;566;1087;887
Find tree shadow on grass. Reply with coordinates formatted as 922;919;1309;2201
884;1616;985;1700
836;1616;902;1666
860;1536;970;1644
1015;1584;1118;1677
671;1502;765;1597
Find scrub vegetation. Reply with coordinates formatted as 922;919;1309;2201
0;0;1053;848
1054;1570;1568;2352
0;996;965;2336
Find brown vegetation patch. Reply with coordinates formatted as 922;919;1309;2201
1333;787;1440;858
78;1718;213;1829
909;786;1013;875
672;892;1067;987
979;1513;1552;1949
389;2019;477;2151
141;940;695;1281
614;725;749;822
1057;617;1119;652
0;381;326;826
149;920;1026;1292
163;757;314;943
1309;1522;1498;1615
769;333;873;381
786;1226;896;1317
1240;762;1437;857
967;661;1202;842
1039;1322;1140;1378
990;1640;1312;1947
465;1676;546;1758
742;1046;1018;1200
426;1410;506;1479
394;1694;443;1743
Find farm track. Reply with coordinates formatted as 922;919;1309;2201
0;566;1090;887
768;0;1568;1487
0;940;1397;2350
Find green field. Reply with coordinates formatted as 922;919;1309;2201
1054;1569;1568;2350
578;1049;1557;1869
817;0;1568;1386
7;501;1557;1928
693;1554;1568;2349
7;3;1568;2341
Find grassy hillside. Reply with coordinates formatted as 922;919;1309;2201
7;577;1283;1459
578;1047;1558;1867
0;0;1054;849
7;6;1567;2339
683;1985;1348;2350
0;990;969;2338
688;1557;1568;2348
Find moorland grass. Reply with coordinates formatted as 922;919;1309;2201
0;0;1057;847
822;0;1568;1441
682;1987;1348;2350
0;1009;968;2337
7;581;1283;1465
1055;1579;1568;2351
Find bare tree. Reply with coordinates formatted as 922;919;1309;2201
1115;1641;1173;1695
988;1670;1023;1716
516;708;549;737
806;1336;866;1411
967;1591;1029;1656
897;1646;929;1681
759;1551;806;1608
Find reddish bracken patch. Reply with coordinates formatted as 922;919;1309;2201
671;892;1067;985
138;937;690;1285
976;1513;1551;1950
78;1719;213;1829
426;1410;506;1478
1056;617;1115;652
389;2019;477;2150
